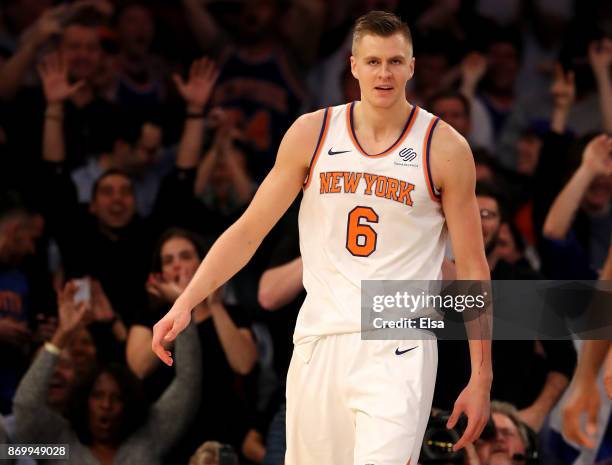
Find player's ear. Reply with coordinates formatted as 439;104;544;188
350;55;358;80
407;57;415;81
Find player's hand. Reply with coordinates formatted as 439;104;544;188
151;301;191;366
173;57;219;113
562;379;600;448
447;376;491;451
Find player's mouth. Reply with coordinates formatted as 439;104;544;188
374;85;393;92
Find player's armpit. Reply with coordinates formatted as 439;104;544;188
430;122;489;281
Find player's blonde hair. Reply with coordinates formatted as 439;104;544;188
352;10;413;55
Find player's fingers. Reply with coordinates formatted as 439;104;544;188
562;406;593;448
151;322;168;359
586;399;600;437
454;417;478;451
446;405;461;429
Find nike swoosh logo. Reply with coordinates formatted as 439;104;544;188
395;346;417;355
328;148;351;155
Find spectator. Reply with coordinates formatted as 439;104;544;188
126;228;257;462
478;29;522;144
0;190;40;414
464;401;533;465
3;4;121;176
38;50;172;217
13;280;201;465
434;184;577;434
108;1;169;108
497;37;611;170
193;108;256;221
38;56;223;325
542;134;612;274
183;0;324;181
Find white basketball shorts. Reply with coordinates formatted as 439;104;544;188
285;333;437;465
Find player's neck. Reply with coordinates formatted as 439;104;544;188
355;99;412;140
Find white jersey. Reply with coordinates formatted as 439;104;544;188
295;102;448;345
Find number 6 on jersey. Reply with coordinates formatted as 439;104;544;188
346;206;379;257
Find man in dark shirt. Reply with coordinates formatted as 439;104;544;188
434;183;577;434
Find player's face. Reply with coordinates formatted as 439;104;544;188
350;32;414;108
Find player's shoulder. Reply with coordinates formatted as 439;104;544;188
430;119;471;158
429;118;475;188
283;107;330;149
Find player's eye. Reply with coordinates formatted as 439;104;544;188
368;60;378;65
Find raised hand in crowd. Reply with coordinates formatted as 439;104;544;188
49;281;90;349
89;279;127;342
550;63;575;134
173;57;220;113
589;38;612;133
174;57;220;170
460;52;487;99
543;134;612;240
38;52;85;105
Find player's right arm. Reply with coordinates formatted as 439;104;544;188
151;109;325;365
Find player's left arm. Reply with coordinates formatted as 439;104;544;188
430;121;492;451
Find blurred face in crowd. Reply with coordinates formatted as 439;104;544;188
0;214;39;265
60;25;103;83
68;327;97;380
117;5;155;58
47;350;76;408
90;174;136;229
477;195;501;255
495;223;522;264
238;0;278;42
516;133;542;176
481;412;526;465
485;42;520;94
160;237;200;284
88;372;124;443
412;52;449;100
583;175;611;214
113;123;163;176
431;97;470;136
351;32;414;109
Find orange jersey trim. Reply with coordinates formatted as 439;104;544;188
303;108;331;189
423;116;441;202
346;102;419;158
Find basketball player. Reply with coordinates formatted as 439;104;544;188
152;11;492;465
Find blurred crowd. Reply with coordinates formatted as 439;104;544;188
0;0;610;464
